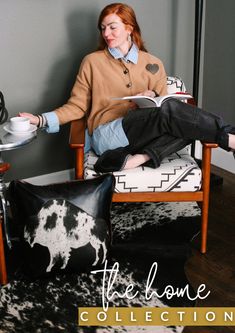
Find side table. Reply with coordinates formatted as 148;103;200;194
0;127;36;285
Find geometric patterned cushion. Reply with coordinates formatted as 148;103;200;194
84;76;201;193
84;147;201;192
167;76;187;94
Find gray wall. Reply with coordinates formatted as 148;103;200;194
200;0;235;173
0;0;195;181
202;0;235;124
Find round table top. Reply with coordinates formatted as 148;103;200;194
0;122;37;152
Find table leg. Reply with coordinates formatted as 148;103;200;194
0;192;12;249
0;218;7;285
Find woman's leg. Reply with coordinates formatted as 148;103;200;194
94;134;191;172
125;134;192;169
229;134;235;150
124;153;150;169
95;99;235;173
123;98;235;152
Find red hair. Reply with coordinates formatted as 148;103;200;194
97;3;147;52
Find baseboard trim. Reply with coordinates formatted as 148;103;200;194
23;169;75;185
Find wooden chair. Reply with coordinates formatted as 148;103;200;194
69;77;218;254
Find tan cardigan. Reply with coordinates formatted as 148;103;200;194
55;48;168;135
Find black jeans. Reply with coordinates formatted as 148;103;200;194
122;99;233;167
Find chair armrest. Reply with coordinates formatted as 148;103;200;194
202;142;218;149
201;142;218;175
69;118;86;148
69;118;86;180
201;142;218;191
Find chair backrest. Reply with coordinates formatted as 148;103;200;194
166;76;187;94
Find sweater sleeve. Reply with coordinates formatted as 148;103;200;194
54;56;92;125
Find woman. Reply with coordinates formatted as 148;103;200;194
20;3;235;172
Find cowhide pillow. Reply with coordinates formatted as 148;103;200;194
8;174;115;278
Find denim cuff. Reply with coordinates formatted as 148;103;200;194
43;112;60;133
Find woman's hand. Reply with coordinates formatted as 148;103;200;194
136;90;156;98
19;112;39;126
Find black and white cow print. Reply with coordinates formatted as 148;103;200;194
0;202;201;333
24;199;109;274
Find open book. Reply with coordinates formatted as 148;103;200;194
112;92;193;108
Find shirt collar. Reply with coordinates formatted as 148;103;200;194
108;43;139;64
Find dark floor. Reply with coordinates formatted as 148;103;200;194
184;165;235;333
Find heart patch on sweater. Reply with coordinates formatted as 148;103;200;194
145;63;159;74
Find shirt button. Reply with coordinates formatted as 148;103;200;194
126;83;132;88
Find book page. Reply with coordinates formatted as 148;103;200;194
111;93;193;108
111;96;157;108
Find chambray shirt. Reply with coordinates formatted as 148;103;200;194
43;44;139;154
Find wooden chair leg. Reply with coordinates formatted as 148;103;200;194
200;144;213;253
75;148;84;180
201;196;209;254
0;220;7;285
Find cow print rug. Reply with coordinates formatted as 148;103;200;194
0;201;201;333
